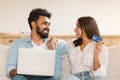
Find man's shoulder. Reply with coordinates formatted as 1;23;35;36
10;36;31;46
65;38;76;49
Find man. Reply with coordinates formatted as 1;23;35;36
6;8;67;80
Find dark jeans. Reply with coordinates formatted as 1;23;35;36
12;75;57;80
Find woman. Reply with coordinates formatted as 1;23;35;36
48;16;108;80
62;16;108;80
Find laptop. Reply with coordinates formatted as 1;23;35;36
17;48;56;76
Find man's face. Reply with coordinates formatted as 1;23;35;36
35;16;50;39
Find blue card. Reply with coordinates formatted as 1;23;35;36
92;35;102;43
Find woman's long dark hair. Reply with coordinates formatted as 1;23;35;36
73;16;101;47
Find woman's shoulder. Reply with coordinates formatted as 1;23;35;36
66;38;76;49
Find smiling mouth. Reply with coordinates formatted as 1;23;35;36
43;29;49;34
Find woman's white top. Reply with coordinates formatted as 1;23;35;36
63;39;109;76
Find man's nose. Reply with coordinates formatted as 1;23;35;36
45;24;50;30
46;24;50;29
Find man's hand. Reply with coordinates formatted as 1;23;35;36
47;37;58;50
9;69;17;78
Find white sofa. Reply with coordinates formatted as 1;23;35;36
107;45;120;80
0;44;120;80
0;45;10;80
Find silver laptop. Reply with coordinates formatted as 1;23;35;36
17;48;56;76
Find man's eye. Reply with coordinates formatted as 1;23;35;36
43;22;50;26
43;22;47;25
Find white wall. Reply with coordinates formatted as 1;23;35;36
0;0;120;35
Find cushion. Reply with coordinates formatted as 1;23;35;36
0;44;10;80
107;45;120;80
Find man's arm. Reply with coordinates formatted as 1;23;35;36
6;41;19;78
47;37;67;55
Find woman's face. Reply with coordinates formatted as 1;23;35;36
74;22;83;38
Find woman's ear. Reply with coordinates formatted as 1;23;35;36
31;21;36;29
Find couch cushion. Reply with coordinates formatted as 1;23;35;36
107;45;120;80
0;44;10;80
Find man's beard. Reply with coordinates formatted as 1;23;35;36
36;26;49;39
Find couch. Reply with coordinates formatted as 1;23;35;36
107;45;120;80
0;44;120;80
0;45;10;80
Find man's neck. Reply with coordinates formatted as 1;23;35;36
31;33;44;46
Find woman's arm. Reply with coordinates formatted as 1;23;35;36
93;43;109;76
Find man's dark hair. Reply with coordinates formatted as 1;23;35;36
28;8;51;30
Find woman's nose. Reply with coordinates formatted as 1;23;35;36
74;27;77;32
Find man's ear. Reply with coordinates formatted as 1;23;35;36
31;21;36;29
